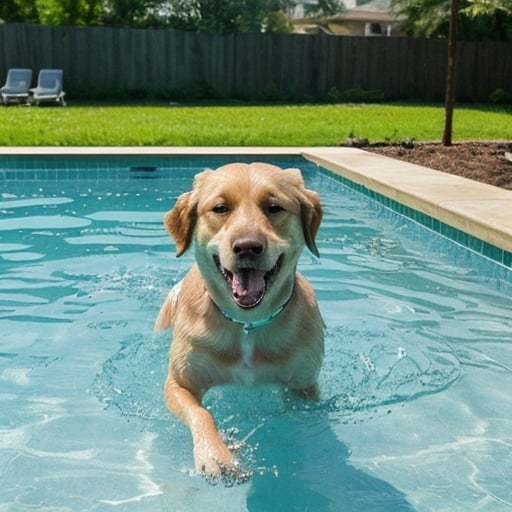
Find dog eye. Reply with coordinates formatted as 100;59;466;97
212;203;229;214
266;203;285;215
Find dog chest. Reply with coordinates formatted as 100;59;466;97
229;336;277;386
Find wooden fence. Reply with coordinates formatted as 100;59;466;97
1;23;511;102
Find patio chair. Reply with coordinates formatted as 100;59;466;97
30;69;67;106
0;68;32;105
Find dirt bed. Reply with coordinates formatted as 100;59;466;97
366;142;512;190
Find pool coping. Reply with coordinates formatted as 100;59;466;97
1;146;511;265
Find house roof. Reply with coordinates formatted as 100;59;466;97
355;0;394;11
293;0;404;32
338;0;402;22
335;10;401;22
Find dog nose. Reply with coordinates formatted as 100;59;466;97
232;238;265;257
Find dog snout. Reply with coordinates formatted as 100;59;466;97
232;237;266;257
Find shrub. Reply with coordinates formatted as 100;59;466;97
489;88;512;104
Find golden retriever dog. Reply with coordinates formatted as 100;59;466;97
154;162;324;479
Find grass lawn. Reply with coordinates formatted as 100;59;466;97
0;101;511;146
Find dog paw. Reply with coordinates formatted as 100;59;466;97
203;459;253;487
194;443;252;485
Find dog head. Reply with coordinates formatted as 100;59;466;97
164;162;322;316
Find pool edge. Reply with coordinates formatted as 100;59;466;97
301;148;512;257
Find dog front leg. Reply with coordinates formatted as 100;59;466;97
164;376;236;476
291;382;320;401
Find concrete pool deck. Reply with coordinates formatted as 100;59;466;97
1;146;511;263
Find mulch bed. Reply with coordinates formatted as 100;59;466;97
365;142;512;190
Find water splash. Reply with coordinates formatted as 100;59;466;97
92;319;461;484
320;325;461;420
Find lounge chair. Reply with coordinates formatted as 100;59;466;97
30;69;66;106
0;68;32;105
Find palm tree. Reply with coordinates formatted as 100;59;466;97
393;0;512;146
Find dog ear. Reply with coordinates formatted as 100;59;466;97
300;189;322;258
164;191;197;257
283;168;323;258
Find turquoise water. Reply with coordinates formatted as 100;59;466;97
0;157;511;511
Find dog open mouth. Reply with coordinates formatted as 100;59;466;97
214;254;284;308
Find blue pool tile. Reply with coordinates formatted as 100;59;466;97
503;250;512;268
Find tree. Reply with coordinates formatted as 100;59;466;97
1;0;39;23
392;0;512;145
463;0;512;16
165;0;296;33
0;0;103;25
263;10;293;31
102;0;167;26
443;0;511;144
1;0;23;22
1;0;299;30
442;0;458;145
461;0;512;39
392;0;512;40
37;0;103;25
304;0;346;16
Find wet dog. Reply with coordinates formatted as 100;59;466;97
155;162;324;478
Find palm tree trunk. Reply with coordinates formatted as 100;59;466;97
442;0;459;146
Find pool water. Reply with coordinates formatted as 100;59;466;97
1;157;511;511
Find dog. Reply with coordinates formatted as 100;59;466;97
154;162;324;479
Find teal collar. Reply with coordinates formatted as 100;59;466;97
214;286;294;334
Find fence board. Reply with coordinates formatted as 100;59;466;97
0;23;511;103
400;38;416;99
334;35;346;92
166;29;180;88
488;42;507;92
457;41;475;101
276;34;288;96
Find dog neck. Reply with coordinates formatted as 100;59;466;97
213;286;295;335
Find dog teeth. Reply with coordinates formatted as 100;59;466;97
214;256;233;282
264;254;283;289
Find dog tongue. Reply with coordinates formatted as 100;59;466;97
232;269;266;308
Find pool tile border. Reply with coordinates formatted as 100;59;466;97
1;146;511;270
317;165;512;269
302;148;512;270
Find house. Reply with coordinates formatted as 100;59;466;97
293;0;405;37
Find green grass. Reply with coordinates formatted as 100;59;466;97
0;101;511;146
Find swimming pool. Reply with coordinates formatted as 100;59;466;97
1;155;511;511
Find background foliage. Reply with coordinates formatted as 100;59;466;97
392;0;512;40
0;0;300;32
1;0;512;39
